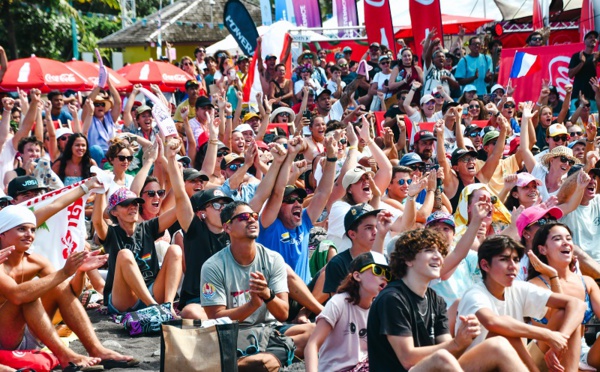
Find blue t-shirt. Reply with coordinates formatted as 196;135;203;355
454;54;493;95
257;208;313;283
51;109;73;125
220;178;258;203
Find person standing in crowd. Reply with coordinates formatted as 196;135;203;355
455;36;493;96
569;31;599;102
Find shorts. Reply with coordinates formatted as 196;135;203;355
527;340;549;372
177;291;200;311
107;282;155;315
0;326;43;351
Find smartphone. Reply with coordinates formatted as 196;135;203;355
303;110;312;120
596;126;600;137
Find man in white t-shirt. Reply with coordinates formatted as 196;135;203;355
457;235;586;371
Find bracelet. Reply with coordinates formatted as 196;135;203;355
80;183;90;194
209;139;219;145
225;115;233;119
427;189;435;192
347;146;357;150
549;276;559;280
326;157;337;162
587;138;595;143
406;194;416;201
263;288;276;303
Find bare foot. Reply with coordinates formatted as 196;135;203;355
60;353;101;369
0;364;16;372
90;347;135;362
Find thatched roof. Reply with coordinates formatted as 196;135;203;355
98;0;262;48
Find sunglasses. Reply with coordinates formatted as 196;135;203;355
468;132;481;138
227;163;244;171
226;211;259;224
359;264;392;281
142;189;166;197
209;202;226;211
531;37;543;42
380;61;390;65
424;100;435;105
58;135;71;142
398;179;412;186
526;216;557;230
283;196;304;204
339;63;348;68
94;102;106;108
503;104;515;109
197;49;205;53
182;62;193;66
277;112;291;118
433;93;442;99
409;164;427;172
469;104;480;110
217;151;230;157
117;155;134;162
237;334;260;358
582;103;592;108
569;131;583;136
304;54;314;59
339;138;347;145
558;155;575;166
120;200;141;208
458;156;476;163
551;135;568;142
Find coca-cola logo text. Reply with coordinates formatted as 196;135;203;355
162;73;187;82
548;56;573;101
45;73;77;83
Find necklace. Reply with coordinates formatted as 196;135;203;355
417;293;429;318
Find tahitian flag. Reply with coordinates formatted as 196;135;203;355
223;0;260;56
293;0;322;28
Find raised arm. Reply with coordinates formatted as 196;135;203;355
306;136;338;223
122;84;142;130
12;89;40;149
358;115;392;192
107;79;122;123
130;141;158;196
435;120;454;191
339;76;362;111
92;184;109;241
477;115;508;182
0;46;6;84
165;138;195;232
403;81;421;117
519;102;538;173
0;97;14;149
329;124;359;203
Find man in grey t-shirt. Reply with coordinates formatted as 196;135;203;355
200;201;314;357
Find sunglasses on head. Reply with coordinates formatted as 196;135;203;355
503;103;515;109
117;155;134;162
228;163;244;171
570;131;583;136
283;196;304;204
526;216;557;230
558;155;575;166
469;104;480;110
304;54;314;59
226;211;259;224
409;164;427;172
143;189;166;197
94;102;106;108
398;179;412;186
552;135;568;142
58;135;71;142
217;151;230;157
359;264;392;281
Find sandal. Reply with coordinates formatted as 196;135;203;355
62;363;104;372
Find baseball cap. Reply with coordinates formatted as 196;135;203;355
255;140;269;151
344;203;382;233
378;55;390;63
464;124;482;136
348;251;389;273
183;168;209;182
135;105;152;118
516;205;563;238
7;176;48;198
234;123;255;134
242;112;260;122
425;211;455;229
195;96;214;109
399;153;424;166
442;101;460;114
420;94;435;105
509;136;521;155
108;187;144;212
190;188;233;211
176;154;191;166
55;127;74;139
515;173;542;187
463;137;475;150
342;167;375;190
463;84;477;93
335;52;344;60
414;130;436;143
482;130;500;146
343;46;352;52
369;42;380;48
451;148;478;166
568;138;587;149
547;123;568;138
265;55;277;60
283;185;308;199
316;87;332;99
585;30;599;40
220;153;244;170
490;84;505;94
185;79;200;89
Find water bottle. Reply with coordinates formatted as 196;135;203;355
18;62;30;83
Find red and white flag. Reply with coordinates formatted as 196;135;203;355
409;0;444;58
532;0;549;30
364;0;396;55
580;0;595;40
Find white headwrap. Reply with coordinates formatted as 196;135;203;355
0;205;36;234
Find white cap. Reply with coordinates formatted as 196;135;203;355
491;84;505;94
233;123;255;134
55;127;74;139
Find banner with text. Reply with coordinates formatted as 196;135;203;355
364;0;395;54
333;0;359;37
292;0;322;28
223;0;260;56
409;0;444;59
22;181;89;270
498;44;583;103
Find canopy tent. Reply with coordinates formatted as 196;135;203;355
394;14;495;38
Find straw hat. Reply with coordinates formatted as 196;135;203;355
93;92;113;111
270;107;296;122
540;146;580;168
297;50;317;65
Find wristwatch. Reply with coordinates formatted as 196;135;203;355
264;289;276;303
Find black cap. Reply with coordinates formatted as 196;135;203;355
464;124;481;136
183;168;209;182
344;203;382;233
283;185;308;199
348;251;389;273
442;101;460;114
190;188;233;211
195;96;214;109
185;80;200;89
451;148;478;166
7;176;48;198
585;30;599;40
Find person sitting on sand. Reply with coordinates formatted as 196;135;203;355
0;205;138;371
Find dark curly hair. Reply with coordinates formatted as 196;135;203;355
56;133;92;182
478;235;524;280
527;222;573;281
389;229;448;280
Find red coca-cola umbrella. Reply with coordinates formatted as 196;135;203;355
0;55;94;93
118;61;193;92
65;60;132;92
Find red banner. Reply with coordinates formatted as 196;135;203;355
498;44;583;103
532;0;549;30
364;0;396;55
580;0;595;41
409;0;444;58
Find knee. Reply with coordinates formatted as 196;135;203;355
116;249;135;264
165;244;183;260
430;349;460;370
483;336;518;356
180;304;207;320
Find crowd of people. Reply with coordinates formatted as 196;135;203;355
0;26;600;372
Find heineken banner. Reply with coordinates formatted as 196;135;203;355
223;0;260;56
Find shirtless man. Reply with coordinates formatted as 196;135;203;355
0;205;137;370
